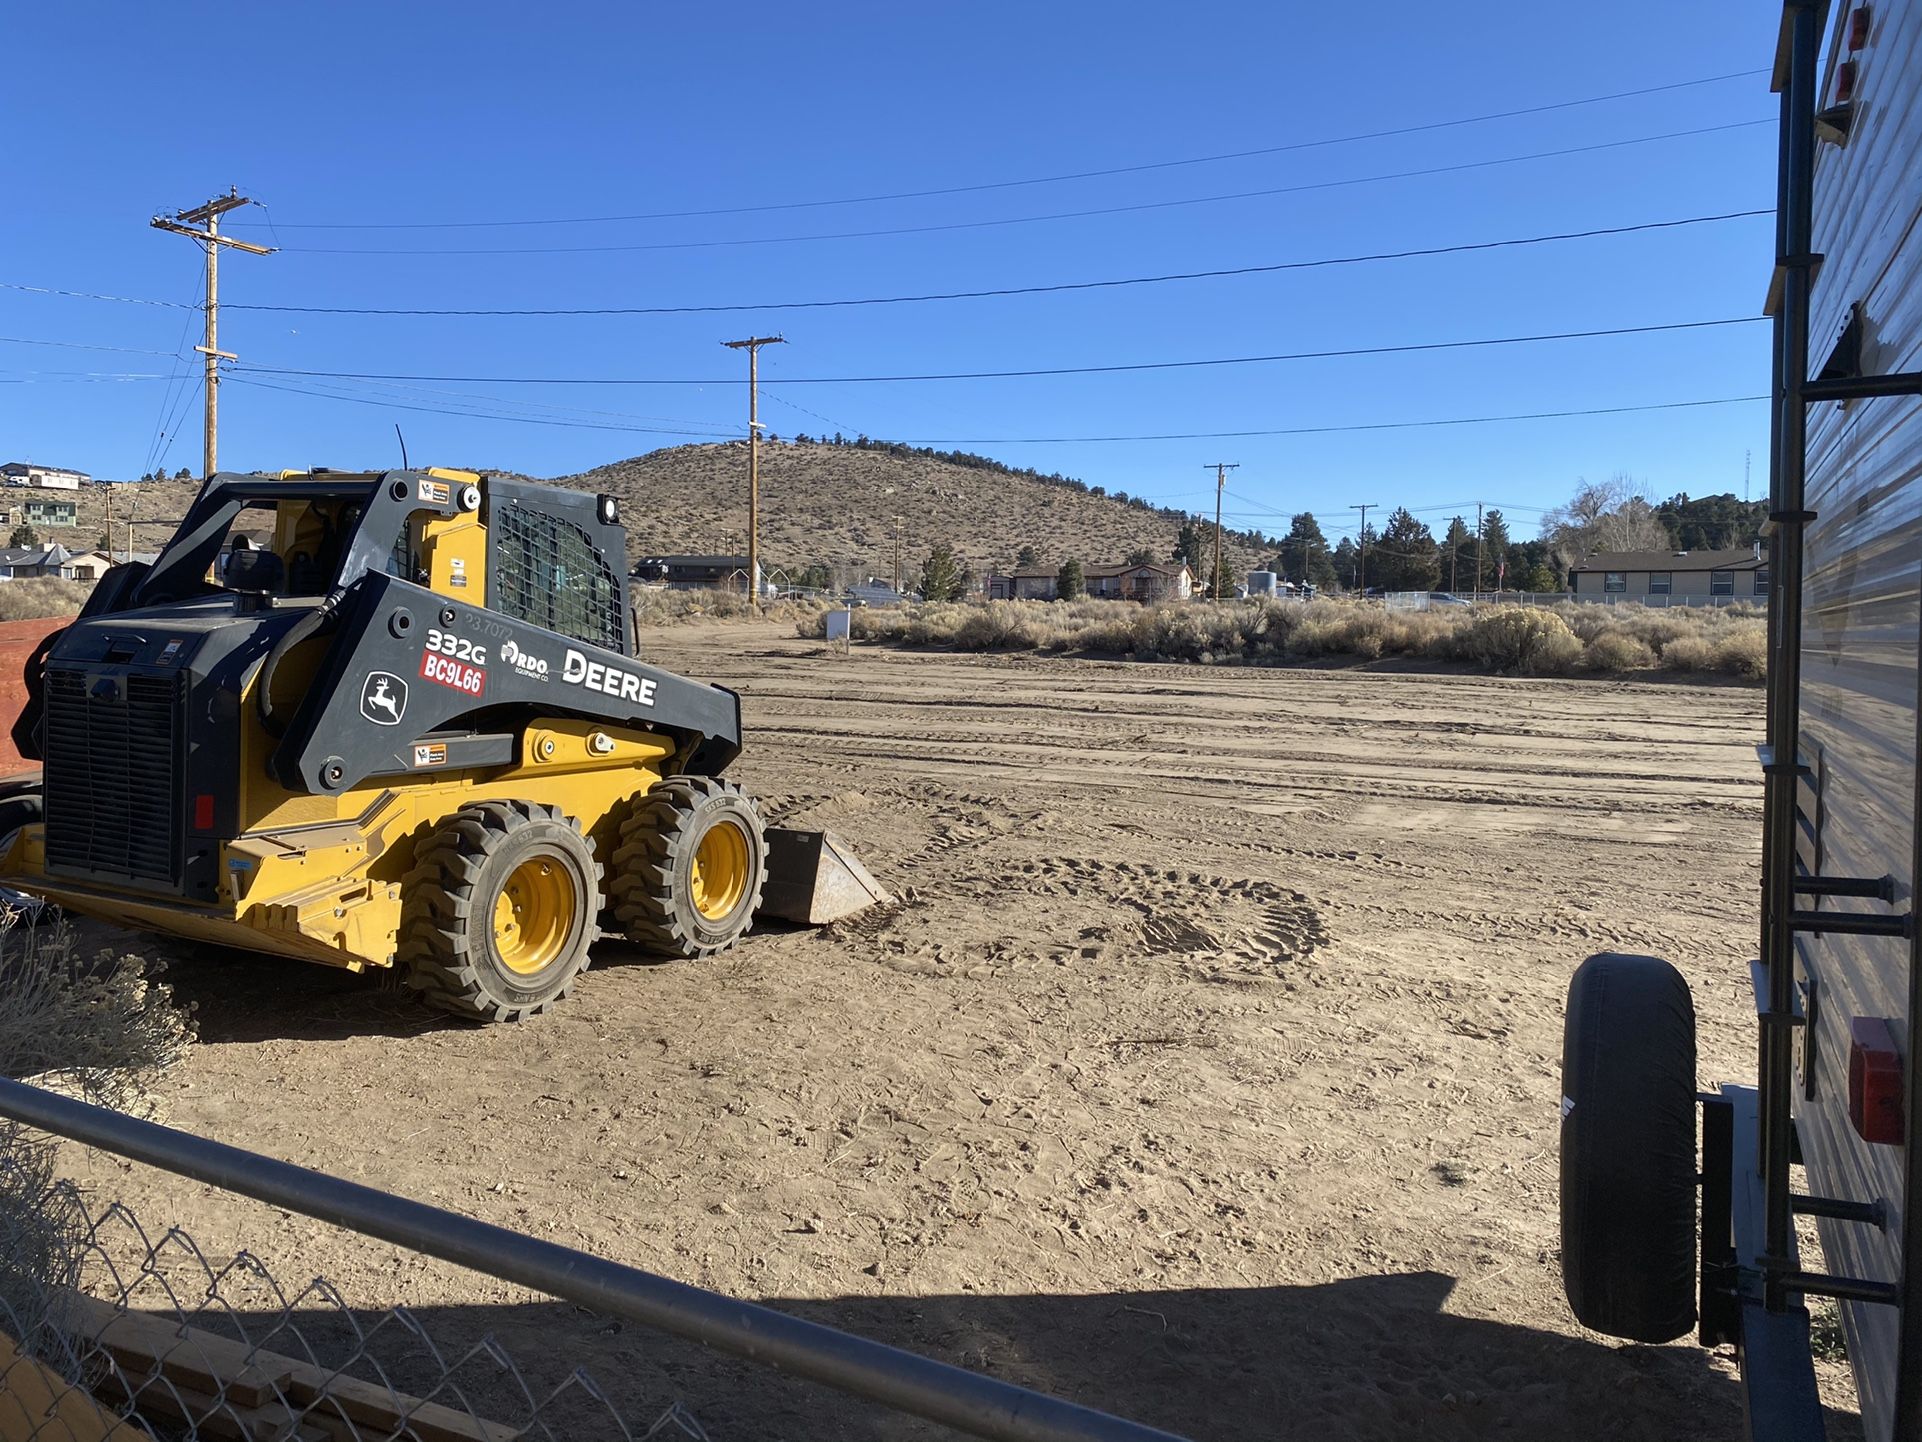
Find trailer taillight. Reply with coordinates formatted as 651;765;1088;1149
1836;59;1859;103
1846;1016;1904;1144
1848;5;1871;50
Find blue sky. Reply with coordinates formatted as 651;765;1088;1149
3;1;1775;544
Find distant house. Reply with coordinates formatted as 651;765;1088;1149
1;462;88;491
61;550;116;582
1568;548;1769;605
846;580;904;607
8;497;80;528
1084;561;1193;603
0;543;75;580
987;561;1194;603
986;570;1061;601
633;554;767;595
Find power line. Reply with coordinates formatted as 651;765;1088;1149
0;336;180;358
230;373;1765;444
210;210;1769;317
0;281;196;309
224;375;738;437
2;211;1769;323
899;394;1768;445
269;120;1771;257
235;315;1764;388
228;68;1766;231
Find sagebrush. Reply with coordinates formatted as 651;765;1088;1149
0;917;193;1378
797;598;1767;680
0;579;91;623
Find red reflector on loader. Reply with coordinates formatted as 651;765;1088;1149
1847;1016;1904;1144
193;794;215;831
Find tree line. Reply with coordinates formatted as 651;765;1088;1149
773;466;1766;599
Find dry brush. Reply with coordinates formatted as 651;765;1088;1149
799;597;1768;680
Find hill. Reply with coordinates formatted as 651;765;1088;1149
562;439;1268;585
4;477;202;558
45;443;1272;589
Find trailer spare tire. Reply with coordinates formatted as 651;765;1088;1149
1560;951;1699;1343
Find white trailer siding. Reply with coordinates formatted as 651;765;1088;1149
1792;4;1922;1436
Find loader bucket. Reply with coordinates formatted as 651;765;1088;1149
758;827;889;925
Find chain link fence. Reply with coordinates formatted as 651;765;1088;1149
0;1137;705;1442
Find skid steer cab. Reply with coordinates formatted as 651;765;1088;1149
0;468;884;1022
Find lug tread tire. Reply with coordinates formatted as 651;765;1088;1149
398;800;600;1023
1560;951;1699;1343
610;777;767;959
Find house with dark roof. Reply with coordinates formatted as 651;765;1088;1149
0;461;88;490
986;561;1194;603
631;554;768;596
1567;547;1769;605
0;543;75;579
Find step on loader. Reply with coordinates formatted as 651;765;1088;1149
0;468;886;1021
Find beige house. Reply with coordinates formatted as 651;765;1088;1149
1568;548;1769;604
986;561;1194;603
0;461;88;490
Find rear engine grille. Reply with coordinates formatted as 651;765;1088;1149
43;666;184;888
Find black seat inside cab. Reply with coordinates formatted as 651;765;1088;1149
224;538;285;595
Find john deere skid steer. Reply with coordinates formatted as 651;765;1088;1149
0;468;883;1021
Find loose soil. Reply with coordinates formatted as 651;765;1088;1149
57;622;1858;1440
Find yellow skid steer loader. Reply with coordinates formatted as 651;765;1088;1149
0;468;883;1021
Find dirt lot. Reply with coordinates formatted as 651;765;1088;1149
55;621;1857;1440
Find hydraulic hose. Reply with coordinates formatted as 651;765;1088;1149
257;588;348;738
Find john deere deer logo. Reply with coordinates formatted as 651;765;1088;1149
360;672;407;726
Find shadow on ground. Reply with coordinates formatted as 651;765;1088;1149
194;1272;1857;1442
70;920;700;1045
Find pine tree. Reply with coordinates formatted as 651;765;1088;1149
919;542;962;602
8;524;39;549
1332;536;1360;591
1015;544;1040;570
1372;509;1441;591
1441;516;1474;593
1056;557;1085;601
1275;512;1336;588
1479;509;1512;590
1172;519;1206;572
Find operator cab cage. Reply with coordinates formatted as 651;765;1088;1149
14;467;743;817
137;469;635;659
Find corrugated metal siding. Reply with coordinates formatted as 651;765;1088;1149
1794;5;1922;1436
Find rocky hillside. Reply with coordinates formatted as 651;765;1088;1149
564;440;1264;583
5;476;202;557
66;443;1266;585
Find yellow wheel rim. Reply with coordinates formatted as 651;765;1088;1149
690;819;751;921
494;855;577;976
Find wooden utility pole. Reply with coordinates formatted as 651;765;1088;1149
722;335;785;609
1351;504;1376;592
892;516;905;595
1203;463;1239;599
1474;501;1485;600
151;189;274;479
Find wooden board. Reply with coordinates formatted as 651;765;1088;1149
59;1295;516;1442
0;1328;150;1442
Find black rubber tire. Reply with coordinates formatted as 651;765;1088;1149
610;777;767;958
398;800;600;1023
1560;951;1699;1343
